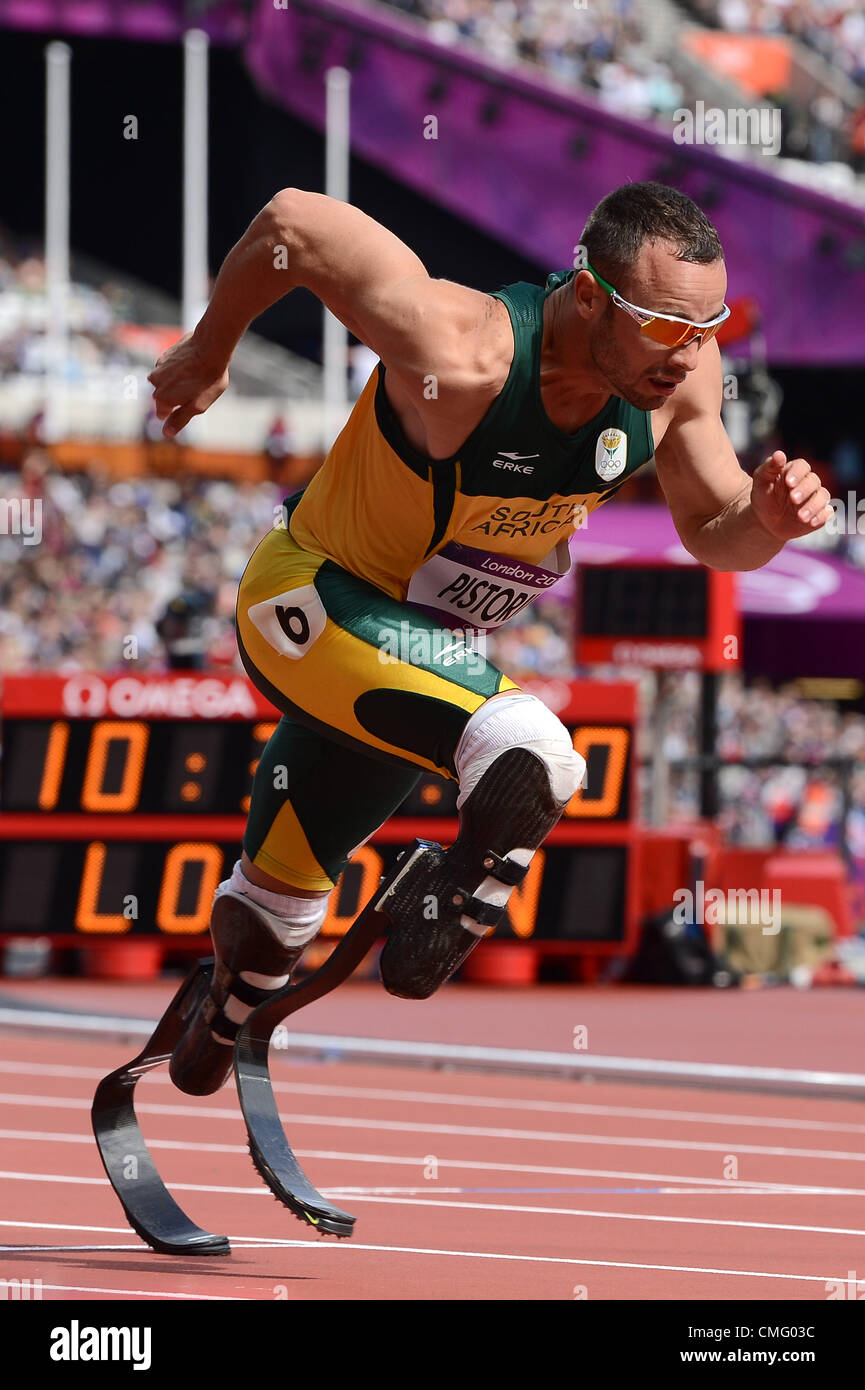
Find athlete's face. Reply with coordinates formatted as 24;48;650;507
585;242;728;411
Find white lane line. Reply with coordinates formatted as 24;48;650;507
2;1009;862;1092
0;1129;822;1193
322;1184;850;1197
0;1251;140;1262
183;1240;849;1284
0;1216;844;1284
0;1218;850;1284
318;1192;865;1237
0;1220;135;1235
21;1284;246;1300
0;1171;273;1195
2;1169;864;1236
3;1126;840;1183
0;1171;123;1187
3;1060;863;1136
292;1152;865;1195
0;1128;245;1155
5;1129;865;1194
2;1091;864;1161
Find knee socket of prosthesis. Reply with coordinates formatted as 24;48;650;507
215;861;330;948
454;691;585;809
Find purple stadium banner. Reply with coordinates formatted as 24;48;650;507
0;0;247;43
4;0;864;363
246;0;865;366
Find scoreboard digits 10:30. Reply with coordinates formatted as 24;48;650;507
0;673;639;952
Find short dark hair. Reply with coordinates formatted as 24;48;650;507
579;182;724;286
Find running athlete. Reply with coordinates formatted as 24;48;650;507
149;182;831;1096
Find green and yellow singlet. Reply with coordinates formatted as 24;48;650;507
288;271;655;628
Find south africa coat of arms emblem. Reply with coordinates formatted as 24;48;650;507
595;427;628;482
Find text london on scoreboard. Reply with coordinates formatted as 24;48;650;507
0;672;640;954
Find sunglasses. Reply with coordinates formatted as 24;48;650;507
584;261;731;348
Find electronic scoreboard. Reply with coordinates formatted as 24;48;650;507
576;562;740;670
0;672;639;955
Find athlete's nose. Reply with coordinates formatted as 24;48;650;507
665;337;702;373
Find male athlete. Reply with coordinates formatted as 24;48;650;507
149;182;831;1096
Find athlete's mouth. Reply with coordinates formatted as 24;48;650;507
648;376;684;396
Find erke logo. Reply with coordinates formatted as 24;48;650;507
493;451;539;475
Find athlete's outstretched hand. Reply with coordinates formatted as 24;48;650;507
148;333;230;439
750;451;833;541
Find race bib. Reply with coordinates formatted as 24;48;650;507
406;539;570;631
246;584;327;659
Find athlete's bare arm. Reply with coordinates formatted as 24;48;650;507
653;340;832;570
148;190;512;444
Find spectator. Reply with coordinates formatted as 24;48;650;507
384;0;865;169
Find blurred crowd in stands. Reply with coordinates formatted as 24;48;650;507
0;229;137;387
0;454;271;675
383;0;865;170
688;0;865;167
384;0;686;118
657;668;865;882
690;0;865;88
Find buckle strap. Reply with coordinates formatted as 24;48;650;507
206;1005;240;1043
206;974;294;1042
480;851;528;888
453;892;504;928
229;975;289;1008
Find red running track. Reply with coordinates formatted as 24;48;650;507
1;1029;864;1301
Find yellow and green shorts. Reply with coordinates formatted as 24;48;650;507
236;522;515;892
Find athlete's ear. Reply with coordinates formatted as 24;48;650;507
573;269;600;320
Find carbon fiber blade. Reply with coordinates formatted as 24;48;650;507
91;961;230;1256
233;846;436;1236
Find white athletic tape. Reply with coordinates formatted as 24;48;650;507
216;864;330;947
201;870;329;1041
454;691;585;808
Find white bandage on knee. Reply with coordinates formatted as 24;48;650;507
215;861;330;949
454;691;585;809
211;863;331;1033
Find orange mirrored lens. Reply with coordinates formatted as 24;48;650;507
642;318;720;348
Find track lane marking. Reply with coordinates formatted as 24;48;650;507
1;1092;863;1161
0;1218;847;1284
2;1060;862;1135
1;1171;863;1236
7;1283;247;1299
3;1134;864;1194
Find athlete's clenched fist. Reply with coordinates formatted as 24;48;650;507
147;332;230;439
750;451;833;541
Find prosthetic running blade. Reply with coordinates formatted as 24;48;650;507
91;842;436;1252
91;961;231;1255
234;841;438;1238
